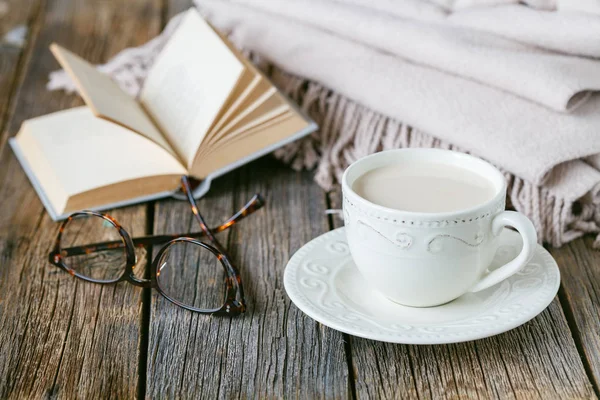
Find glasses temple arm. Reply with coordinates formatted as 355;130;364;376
182;176;247;311
59;194;264;257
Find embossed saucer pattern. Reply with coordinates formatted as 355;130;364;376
283;227;560;344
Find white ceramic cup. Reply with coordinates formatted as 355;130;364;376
342;149;537;307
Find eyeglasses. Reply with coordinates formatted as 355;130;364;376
48;176;264;316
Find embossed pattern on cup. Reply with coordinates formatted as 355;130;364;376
342;149;537;307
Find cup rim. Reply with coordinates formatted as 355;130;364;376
341;148;507;220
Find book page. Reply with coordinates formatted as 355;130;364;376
206;81;274;144
205;74;262;143
205;68;256;139
15;107;187;214
199;112;294;160
193;112;295;170
213;105;289;148
208;90;287;146
50;44;176;158
203;24;268;142
139;9;245;168
191;112;309;178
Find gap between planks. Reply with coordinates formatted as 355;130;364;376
557;284;600;399
325;190;358;400
137;202;156;400
0;0;44;151
551;237;600;398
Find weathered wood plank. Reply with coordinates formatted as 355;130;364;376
328;188;596;399
0;0;39;147
146;158;350;398
550;236;600;396
0;0;162;397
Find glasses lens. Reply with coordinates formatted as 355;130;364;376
156;241;227;311
59;214;127;282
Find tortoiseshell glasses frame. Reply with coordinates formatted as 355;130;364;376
48;176;264;316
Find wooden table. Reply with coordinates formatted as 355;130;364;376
1;0;599;398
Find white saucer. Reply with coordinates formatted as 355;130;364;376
284;227;560;344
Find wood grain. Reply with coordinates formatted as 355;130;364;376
146;158;350;398
328;188;596;400
0;0;161;397
551;236;600;396
0;0;40;147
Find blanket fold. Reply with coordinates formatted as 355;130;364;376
237;0;600;112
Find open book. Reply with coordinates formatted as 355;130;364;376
10;9;316;220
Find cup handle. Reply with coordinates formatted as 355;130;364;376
469;211;538;293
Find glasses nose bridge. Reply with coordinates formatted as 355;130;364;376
128;252;154;288
127;273;154;288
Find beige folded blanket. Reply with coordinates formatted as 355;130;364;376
236;0;600;112
341;0;600;58
47;2;600;247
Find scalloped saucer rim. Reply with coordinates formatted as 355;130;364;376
283;227;560;345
